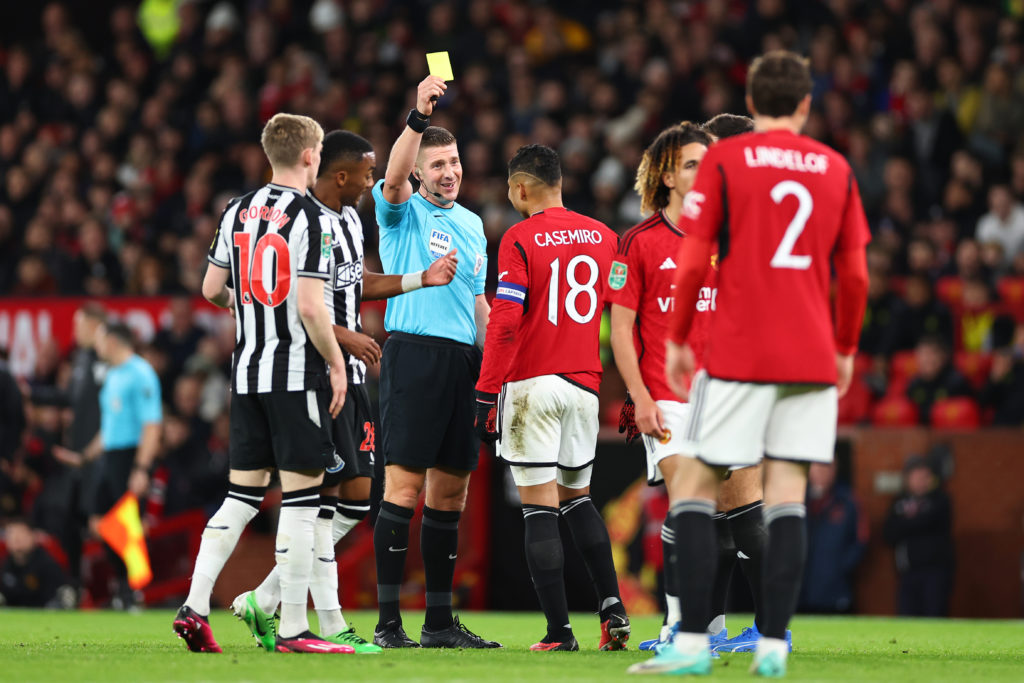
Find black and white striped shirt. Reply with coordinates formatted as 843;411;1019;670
208;183;339;394
309;192;367;385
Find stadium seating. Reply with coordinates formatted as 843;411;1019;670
954;351;993;390
930;397;981;429
887;351;919;396
935;276;965;309
871;395;919;427
996;277;1024;318
838;377;873;425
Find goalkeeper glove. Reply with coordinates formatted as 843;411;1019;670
475;391;499;444
618;393;641;444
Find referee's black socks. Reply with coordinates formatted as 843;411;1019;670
559;495;624;620
421;506;461;630
523;504;572;642
728;500;768;630
374;501;414;628
761;503;806;639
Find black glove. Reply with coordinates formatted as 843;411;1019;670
475;391;499;444
619;394;641;444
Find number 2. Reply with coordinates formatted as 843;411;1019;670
548;255;599;325
770;180;813;270
234;232;292;307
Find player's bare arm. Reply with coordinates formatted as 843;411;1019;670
361;248;458;300
475;293;491;348
128;421;162;498
201;262;234;309
298;277;348;417
610;303;665;439
665;340;696;402
381;76;447;205
333;325;382;367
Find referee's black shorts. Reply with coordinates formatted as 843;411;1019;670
91;447;136;517
230;388;339;473
323;382;376;487
380;332;482;472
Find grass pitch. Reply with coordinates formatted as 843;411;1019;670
1;609;1022;681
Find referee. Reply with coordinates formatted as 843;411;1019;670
370;76;499;649
54;320;161;608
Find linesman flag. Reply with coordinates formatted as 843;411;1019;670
98;493;153;590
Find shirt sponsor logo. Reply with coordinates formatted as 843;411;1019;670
609;260;628;290
429;229;452;259
474;253;484;276
743;146;829;174
534;229;604;247
334;258;363;289
696;286;717;312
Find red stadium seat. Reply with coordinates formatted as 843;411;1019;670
930;397;981;429
996;277;1024;317
871;395;919;426
935;276;964;309
954;351;992;391
838;377;873;425
888;351;918;393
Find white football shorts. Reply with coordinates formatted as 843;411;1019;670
683;369;838;468
497;374;598;489
641;400;692;485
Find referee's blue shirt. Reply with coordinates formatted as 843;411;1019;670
99;354;162;451
373;180;488;345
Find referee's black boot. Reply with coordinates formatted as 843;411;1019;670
420;616;503;649
373;620;421;648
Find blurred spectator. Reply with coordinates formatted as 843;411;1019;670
860;266;905;358
958;278;1015;352
905;335;974;424
979;326;1024;426
0;351;27;517
799;463;867;614
976;185;1024;267
894;275;954;352
0;519;73;608
883;455;954;617
153;296;204;381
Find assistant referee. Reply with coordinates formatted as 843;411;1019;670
369;75;499;650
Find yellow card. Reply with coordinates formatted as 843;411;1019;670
426;51;455;81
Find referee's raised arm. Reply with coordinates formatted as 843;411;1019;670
380;76;447;205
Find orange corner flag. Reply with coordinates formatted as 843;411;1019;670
98;493;153;590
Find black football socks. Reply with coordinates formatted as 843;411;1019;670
761;503;806;639
559;495;624;619
670;499;717;635
728;500;768;630
374;501;413;628
523;504;572;643
709;511;736;634
421;506;461;630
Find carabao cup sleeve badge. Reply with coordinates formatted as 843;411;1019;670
609;260;628;290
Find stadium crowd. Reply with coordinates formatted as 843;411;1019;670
2;1;1024;428
0;0;1022;608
